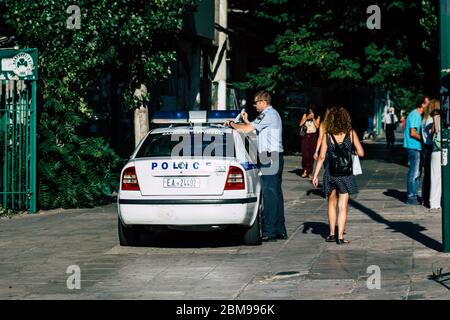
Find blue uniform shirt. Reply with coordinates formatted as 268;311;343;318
251;106;284;153
403;109;422;151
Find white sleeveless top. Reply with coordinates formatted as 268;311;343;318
305;119;317;133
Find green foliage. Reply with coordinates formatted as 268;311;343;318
3;0;197;209
37;98;120;209
237;0;438;103
0;205;19;218
391;85;419;112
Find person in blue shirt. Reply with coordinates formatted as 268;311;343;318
403;95;430;205
224;91;287;241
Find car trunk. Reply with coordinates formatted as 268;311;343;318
134;159;231;196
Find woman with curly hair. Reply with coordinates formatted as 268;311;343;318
312;107;364;244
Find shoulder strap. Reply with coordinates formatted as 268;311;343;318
330;132;349;144
330;134;342;150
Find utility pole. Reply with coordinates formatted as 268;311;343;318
213;0;228;110
439;0;450;252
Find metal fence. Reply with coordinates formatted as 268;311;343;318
0;48;37;213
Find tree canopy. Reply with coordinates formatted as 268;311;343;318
235;0;438;111
2;0;197;209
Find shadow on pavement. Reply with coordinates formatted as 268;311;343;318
429;272;450;291
306;188;326;198
363;143;408;167
383;189;406;203
137;228;244;248
302;222;328;239
288;168;303;176
349;198;442;252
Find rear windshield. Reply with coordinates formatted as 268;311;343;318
136;132;236;158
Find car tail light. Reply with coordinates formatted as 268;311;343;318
122;166;140;191
224;166;245;190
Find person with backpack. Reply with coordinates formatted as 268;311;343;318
429;100;442;211
312;106;365;245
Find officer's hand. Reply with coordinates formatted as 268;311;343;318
312;177;319;189
223;120;231;127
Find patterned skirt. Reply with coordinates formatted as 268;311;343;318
323;167;358;196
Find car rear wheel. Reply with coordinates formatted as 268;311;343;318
242;195;262;246
118;217;140;246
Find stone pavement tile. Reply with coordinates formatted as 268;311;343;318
308;266;362;280
409;278;450;296
348;278;410;300
188;280;249;299
0;284;31;299
407;275;450;300
22;293;91;300
411;259;449;279
236;280;300;300
350;293;407;300
205;269;255;282
407;291;450;300
297;279;354;300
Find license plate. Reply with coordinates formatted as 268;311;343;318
163;178;200;188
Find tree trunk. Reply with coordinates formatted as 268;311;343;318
133;84;149;147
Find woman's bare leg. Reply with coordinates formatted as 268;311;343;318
327;190;337;236
337;193;349;240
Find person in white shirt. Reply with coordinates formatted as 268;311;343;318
382;107;398;148
428;100;441;210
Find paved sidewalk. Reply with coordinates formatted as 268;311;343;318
0;142;449;300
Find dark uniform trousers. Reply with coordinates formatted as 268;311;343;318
259;152;287;237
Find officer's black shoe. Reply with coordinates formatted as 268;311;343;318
276;234;288;240
261;235;277;242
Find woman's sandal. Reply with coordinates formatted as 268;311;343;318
325;235;335;242
301;171;308;178
337;238;350;245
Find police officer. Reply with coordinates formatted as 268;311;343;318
224;91;287;241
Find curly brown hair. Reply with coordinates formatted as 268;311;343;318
325;106;353;135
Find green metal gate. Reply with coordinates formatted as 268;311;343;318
0;48;37;213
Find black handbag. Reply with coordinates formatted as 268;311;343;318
299;125;307;138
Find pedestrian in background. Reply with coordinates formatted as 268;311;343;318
299;104;320;178
404;95;429;205
430;100;442;211
401;112;407;131
421;100;434;208
383;107;398;148
312;106;365;245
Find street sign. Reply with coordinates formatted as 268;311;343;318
0;48;38;81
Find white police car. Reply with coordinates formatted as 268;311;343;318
118;111;262;246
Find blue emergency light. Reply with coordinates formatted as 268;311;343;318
151;111;188;124
207;110;240;123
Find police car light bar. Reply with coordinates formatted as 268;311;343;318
151;111;188;124
151;110;240;124
207;110;240;123
189;111;207;123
